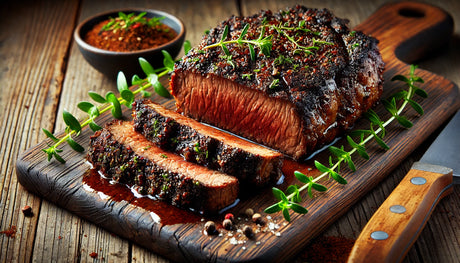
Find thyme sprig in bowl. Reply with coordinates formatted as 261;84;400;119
74;8;186;78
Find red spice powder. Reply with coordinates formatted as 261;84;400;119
0;225;17;238
300;236;355;262
84;19;177;52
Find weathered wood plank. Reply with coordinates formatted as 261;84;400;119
40;0;240;262
15;1;459;262
240;1;460;262
2;0;459;262
130;2;238;262
0;0;79;262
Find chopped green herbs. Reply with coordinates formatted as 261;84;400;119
242;73;253;80
269;79;280;89
274;55;294;66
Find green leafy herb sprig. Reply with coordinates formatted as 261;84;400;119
101;12;164;32
203;20;333;60
42;43;192;163
264;65;427;222
270;22;333;55
203;24;273;61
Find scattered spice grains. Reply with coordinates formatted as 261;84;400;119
223;219;233;230
0;226;17;238
252;213;266;226
242;226;254;238
245;208;254;217
201;210;355;260
204;221;217;235
202;208;285;248
224;213;235;222
22;205;33;217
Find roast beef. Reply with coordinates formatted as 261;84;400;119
132;99;283;186
171;5;385;160
87;120;239;213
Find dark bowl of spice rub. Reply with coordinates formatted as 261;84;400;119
74;9;185;78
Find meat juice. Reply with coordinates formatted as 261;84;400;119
82;169;202;225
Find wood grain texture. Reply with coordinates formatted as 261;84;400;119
0;0;80;262
242;1;460;262
2;0;459;262
14;1;460;262
36;1;238;262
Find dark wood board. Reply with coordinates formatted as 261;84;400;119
16;2;460;262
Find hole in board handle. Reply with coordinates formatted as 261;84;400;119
398;8;425;18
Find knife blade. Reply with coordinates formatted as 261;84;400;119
348;110;460;263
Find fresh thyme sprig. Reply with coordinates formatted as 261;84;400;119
203;24;273;61
265;65;427;222
101;12;164;32
269;22;333;55
42;44;192;163
274;20;320;36
203;20;333;60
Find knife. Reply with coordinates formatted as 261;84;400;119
348;110;460;263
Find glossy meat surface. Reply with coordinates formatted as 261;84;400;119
87;120;239;213
171;5;384;159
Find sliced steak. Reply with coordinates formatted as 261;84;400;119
87;120;239;213
132;99;283;186
171;5;385;160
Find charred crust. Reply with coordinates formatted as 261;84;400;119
133;99;281;186
87;123;207;211
172;5;385;159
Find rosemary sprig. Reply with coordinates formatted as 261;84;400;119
265;64;427;222
42;47;186;163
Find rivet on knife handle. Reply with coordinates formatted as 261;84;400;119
347;162;453;263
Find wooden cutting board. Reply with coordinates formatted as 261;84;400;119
16;2;459;262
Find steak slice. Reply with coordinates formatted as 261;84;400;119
87;120;239;213
171;5;385;160
132;99;283;186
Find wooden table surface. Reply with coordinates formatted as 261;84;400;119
1;0;459;262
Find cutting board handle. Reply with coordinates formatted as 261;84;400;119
355;1;453;64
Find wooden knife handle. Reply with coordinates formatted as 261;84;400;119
348;162;453;263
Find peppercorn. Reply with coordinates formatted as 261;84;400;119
204;221;217;235
224;213;235;222
22;205;33;217
245;208;254;217
252;213;266;226
222;219;233;230
243;225;254;238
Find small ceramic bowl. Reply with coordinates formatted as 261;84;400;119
74;9;185;78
